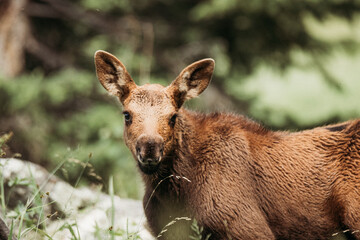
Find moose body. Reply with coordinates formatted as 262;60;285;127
95;50;360;240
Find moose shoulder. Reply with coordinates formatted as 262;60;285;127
94;50;360;240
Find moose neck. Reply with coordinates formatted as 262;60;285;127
141;108;199;200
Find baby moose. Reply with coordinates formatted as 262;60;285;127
94;50;360;240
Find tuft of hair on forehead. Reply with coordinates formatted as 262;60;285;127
126;84;173;108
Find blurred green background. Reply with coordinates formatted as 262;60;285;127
1;0;360;199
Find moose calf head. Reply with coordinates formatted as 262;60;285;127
94;51;215;174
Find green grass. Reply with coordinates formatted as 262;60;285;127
0;160;137;239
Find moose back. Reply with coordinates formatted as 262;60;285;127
95;50;360;240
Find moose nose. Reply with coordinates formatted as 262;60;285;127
135;134;164;167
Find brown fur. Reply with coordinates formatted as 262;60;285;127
95;50;360;240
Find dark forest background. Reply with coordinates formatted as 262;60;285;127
1;0;360;198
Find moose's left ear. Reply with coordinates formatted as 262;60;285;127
167;58;215;108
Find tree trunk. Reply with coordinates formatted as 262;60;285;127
0;0;29;78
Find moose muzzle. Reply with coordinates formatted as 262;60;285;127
135;134;164;174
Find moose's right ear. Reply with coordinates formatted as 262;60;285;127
94;50;136;103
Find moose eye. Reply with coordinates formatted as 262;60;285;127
169;113;178;127
123;111;132;124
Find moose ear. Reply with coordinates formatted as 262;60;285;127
94;50;136;103
167;58;215;108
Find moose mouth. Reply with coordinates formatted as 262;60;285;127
137;156;161;175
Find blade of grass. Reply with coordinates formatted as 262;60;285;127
75;219;80;240
8;220;14;240
27;164;46;237
109;176;115;240
0;166;6;214
17;200;29;239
